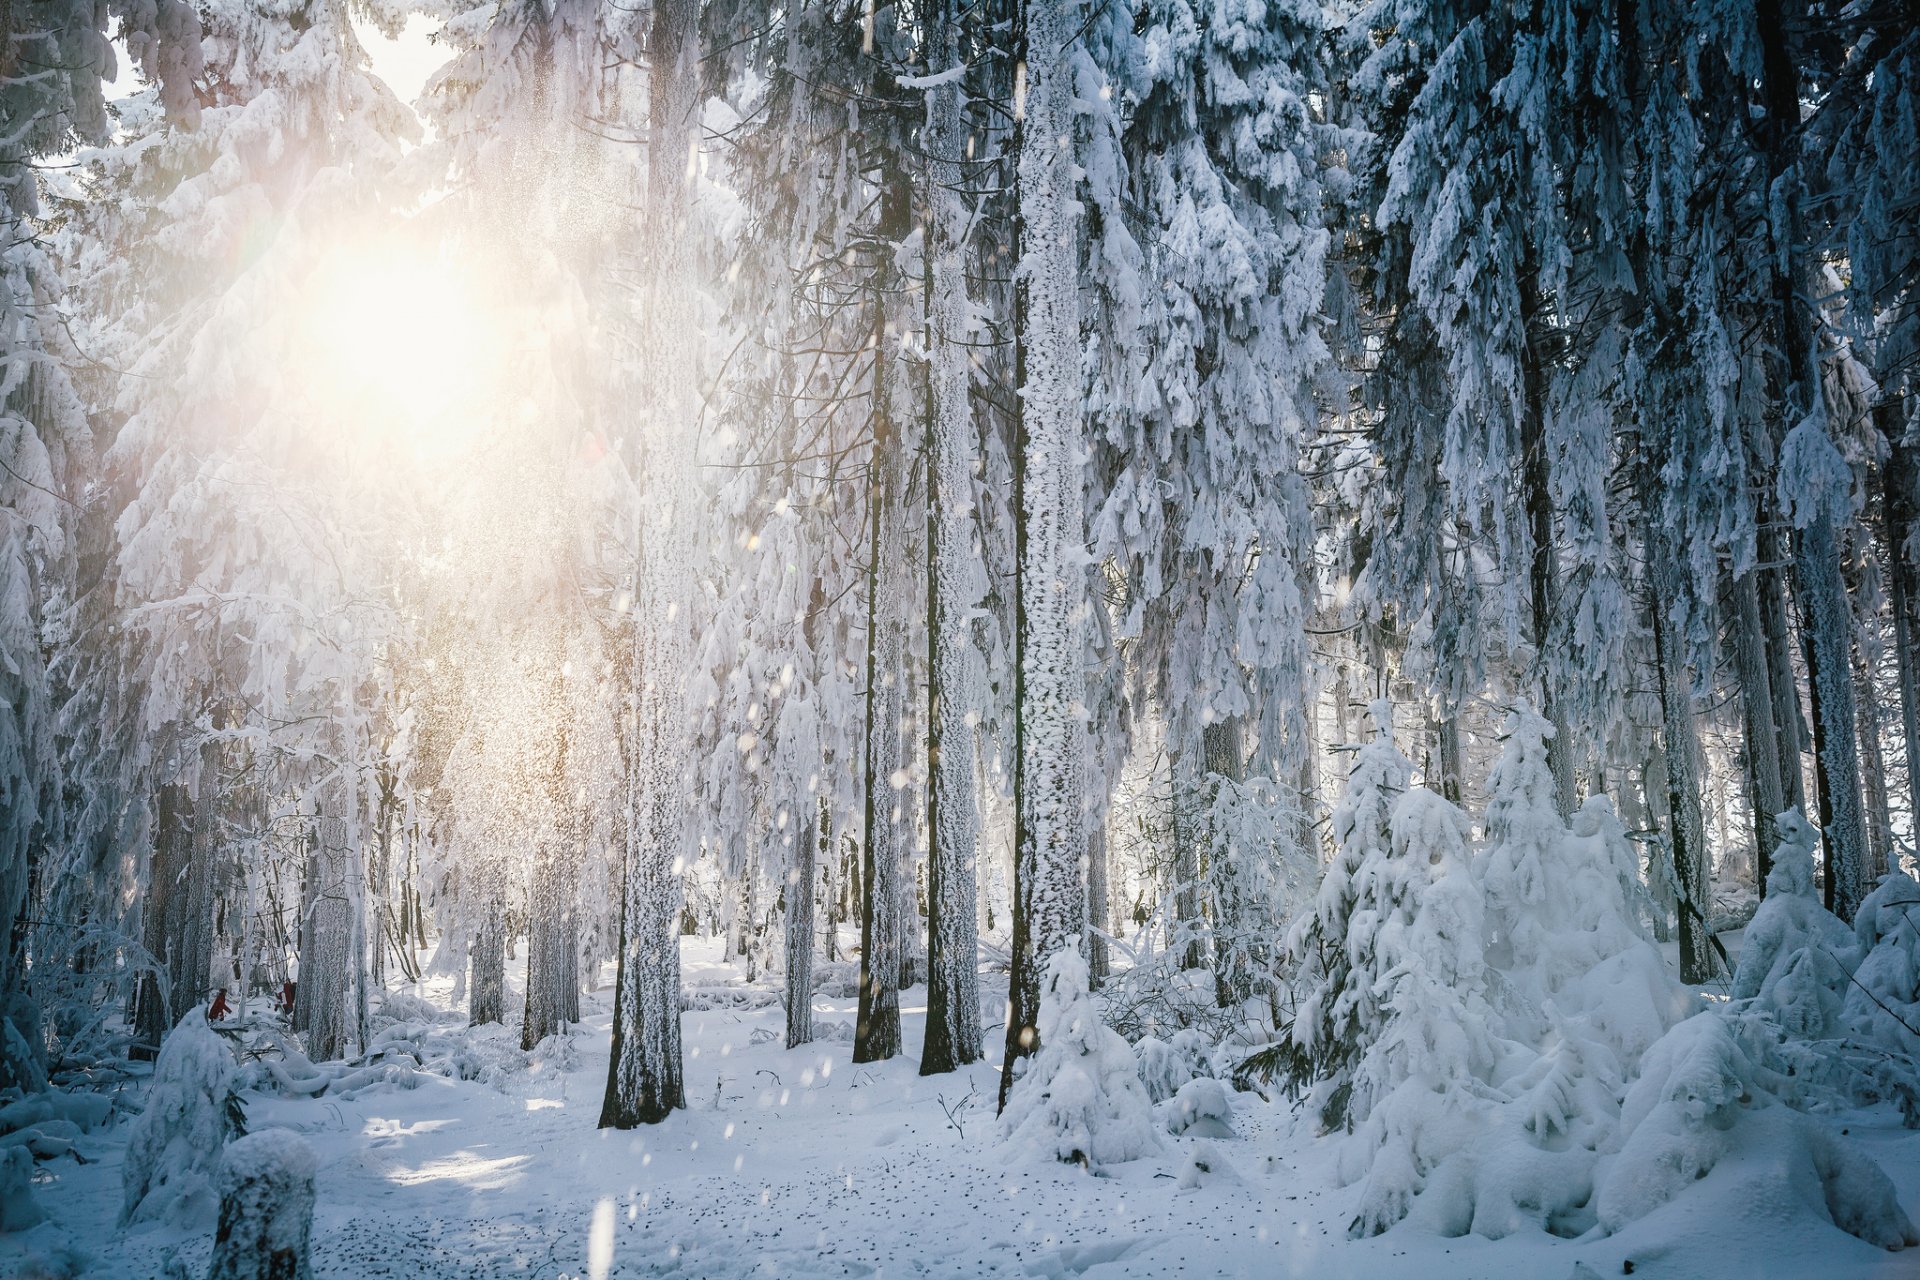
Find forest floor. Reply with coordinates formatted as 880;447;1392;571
7;935;1919;1280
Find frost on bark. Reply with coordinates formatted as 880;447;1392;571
1730;569;1786;887
600;0;698;1130
855;411;908;1065
469;901;507;1027
296;801;356;1061
206;1130;316;1280
523;734;581;1049
1648;524;1718;984
783;806;817;1049
1796;514;1870;918
522;856;578;1046
1001;0;1089;1111
921;0;983;1075
1885;422;1920;839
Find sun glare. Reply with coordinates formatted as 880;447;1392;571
300;241;508;462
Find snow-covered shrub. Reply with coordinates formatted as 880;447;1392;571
1595;1013;1917;1249
207;1129;317;1280
121;1008;243;1226
372;990;452;1026
1731;808;1855;1039
1280;699;1413;1125
1001;943;1162;1170
1160;1077;1234;1137
1341;784;1514;1236
1276;706;1698;1239
1;1144;43;1230
1133;1036;1192;1104
1844;869;1920;1059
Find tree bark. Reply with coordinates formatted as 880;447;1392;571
784;806;817;1049
1883;412;1920;840
1000;0;1089;1111
600;0;699;1130
1730;570;1786;888
1648;524;1718;982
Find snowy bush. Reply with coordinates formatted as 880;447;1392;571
1;1144;43;1230
1596;1013;1917;1249
1280;699;1413;1126
121;1008;243;1226
1159;1077;1235;1138
1844;869;1920;1060
1730;808;1856;1039
207;1129;318;1280
1133;1036;1191;1104
1001;942;1162;1170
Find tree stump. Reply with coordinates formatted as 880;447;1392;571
206;1130;316;1280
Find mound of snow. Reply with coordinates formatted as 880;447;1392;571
1160;1077;1235;1137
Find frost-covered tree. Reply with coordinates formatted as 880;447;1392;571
120;1009;241;1226
1000;942;1160;1169
602;0;704;1129
1280;699;1412;1125
1001;0;1099;1105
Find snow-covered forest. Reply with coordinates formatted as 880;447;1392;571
3;0;1919;1276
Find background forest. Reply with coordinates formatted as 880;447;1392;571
2;0;1919;1272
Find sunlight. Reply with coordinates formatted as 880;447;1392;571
298;239;508;463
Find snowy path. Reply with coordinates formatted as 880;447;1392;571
10;940;1920;1280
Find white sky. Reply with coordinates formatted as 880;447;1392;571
365;15;447;112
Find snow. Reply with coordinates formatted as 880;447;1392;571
5;936;1915;1279
118;1008;240;1228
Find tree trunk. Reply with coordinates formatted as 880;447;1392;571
784;806;816;1049
1520;266;1574;813
1755;0;1868;919
522;831;579;1049
299;803;354;1060
1799;523;1870;918
1206;718;1255;1009
1648;525;1718;983
1000;0;1089;1112
132;782;189;1060
1884;415;1920;839
854;408;907;1064
600;0;699;1130
469;900;506;1027
1730;570;1786;889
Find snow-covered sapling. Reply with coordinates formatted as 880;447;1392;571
1731;809;1856;1039
121;1008;243;1226
1000;943;1162;1170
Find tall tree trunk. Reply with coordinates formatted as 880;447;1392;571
1852;616;1894;883
1648;525;1718;983
600;0;698;1130
470;900;506;1027
1000;0;1089;1111
1730;570;1786;888
132;782;189;1059
300;799;354;1060
1882;413;1920;839
784;805;817;1049
923;228;988;1074
1170;744;1206;970
1756;0;1869;919
522;834;580;1048
1206;718;1255;1009
855;412;907;1064
1521;267;1574;813
1085;818;1111;989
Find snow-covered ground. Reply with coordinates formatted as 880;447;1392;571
8;937;1918;1280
